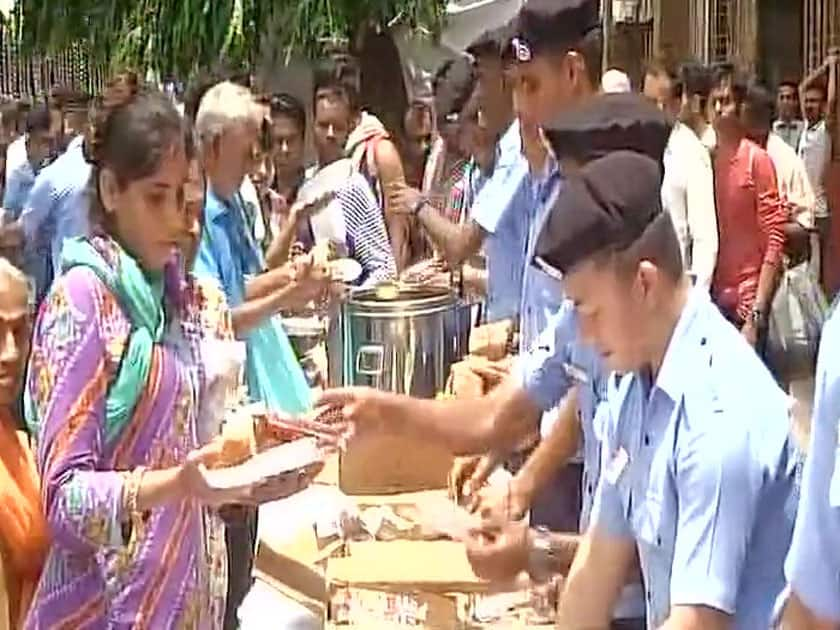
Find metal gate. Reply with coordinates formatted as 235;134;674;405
804;0;839;73
0;26;104;98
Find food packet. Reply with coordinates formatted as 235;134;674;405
199;339;247;446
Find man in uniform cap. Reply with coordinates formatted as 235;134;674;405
320;0;611;533
505;0;604;532
462;94;669;628
532;151;796;629
394;21;530;325
319;95;670;630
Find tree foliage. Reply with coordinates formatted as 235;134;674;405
12;0;446;77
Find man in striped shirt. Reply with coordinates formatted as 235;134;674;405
313;168;397;287
291;97;396;286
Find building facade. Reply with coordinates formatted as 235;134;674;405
612;0;839;86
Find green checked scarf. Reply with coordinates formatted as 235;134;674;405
25;237;165;444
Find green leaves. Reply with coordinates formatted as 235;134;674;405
14;0;446;79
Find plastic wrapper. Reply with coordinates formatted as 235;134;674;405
199;339;246;446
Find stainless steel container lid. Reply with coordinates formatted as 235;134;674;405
346;283;455;316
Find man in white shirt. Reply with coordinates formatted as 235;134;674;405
798;57;835;227
773;80;805;150
646;60;718;289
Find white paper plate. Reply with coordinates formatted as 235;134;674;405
204;438;322;490
329;257;363;283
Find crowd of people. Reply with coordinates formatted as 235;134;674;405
0;0;837;628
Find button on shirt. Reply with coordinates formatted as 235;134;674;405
19;135;91;297
471;120;529;323
592;289;797;628
784;304;840;621
661;122;718;290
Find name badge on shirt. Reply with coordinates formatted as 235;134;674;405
563;362;590;385
604;448;629;485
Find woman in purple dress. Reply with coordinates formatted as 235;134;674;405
23;74;307;629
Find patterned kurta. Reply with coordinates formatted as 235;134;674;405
25;247;232;629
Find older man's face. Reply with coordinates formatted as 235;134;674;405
211;120;259;200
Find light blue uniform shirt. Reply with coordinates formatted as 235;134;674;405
513;301;608;525
783;302;840;621
19;135;91;299
471;120;529;323
3;137;40;218
593;288;797;629
194;187;263;308
519;160;565;354
514;304;646;619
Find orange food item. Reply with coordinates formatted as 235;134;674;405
215;413;257;467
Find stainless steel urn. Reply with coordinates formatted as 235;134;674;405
327;285;473;398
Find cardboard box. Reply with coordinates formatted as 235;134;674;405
326;587;461;628
339;434;453;495
253;522;328;621
326;540;487;628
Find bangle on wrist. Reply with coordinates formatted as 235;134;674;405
122;465;147;543
125;466;147;516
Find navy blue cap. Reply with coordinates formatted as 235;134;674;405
433;56;476;121
466;20;516;60
512;0;601;63
535;151;664;274
543;93;672;164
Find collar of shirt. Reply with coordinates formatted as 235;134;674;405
648;288;706;404
496;119;522;169
205;185;263;272
205;185;235;223
805;119;826;134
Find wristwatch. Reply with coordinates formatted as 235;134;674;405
528;526;556;584
750;307;766;326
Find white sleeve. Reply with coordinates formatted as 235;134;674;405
686;149;718;291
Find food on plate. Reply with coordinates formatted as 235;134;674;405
214;410;257;467
329;257;363;284
203;437;323;491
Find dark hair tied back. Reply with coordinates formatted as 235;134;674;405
86;72;191;230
